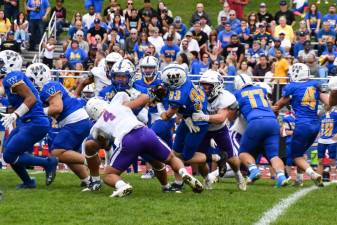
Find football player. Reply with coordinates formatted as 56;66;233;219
85;95;204;197
192;70;246;191
0;50;58;189
273;63;330;186
233;73;288;187
26;63;91;187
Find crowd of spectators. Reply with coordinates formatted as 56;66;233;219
0;0;335;97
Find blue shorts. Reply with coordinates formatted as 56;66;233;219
291;121;320;158
150;118;175;148
239;118;280;161
3;117;50;163
84;0;104;13
317;143;337;159
285;140;293;166
173;121;209;161
50;119;91;152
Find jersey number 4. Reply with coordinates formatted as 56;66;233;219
301;86;316;110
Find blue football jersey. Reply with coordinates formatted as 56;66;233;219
3;71;46;122
40;81;84;123
319;109;337;139
98;84;118;102
168;79;208;125
235;85;276;122
282;80;320;123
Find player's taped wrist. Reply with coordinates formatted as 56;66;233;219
156;103;166;116
43;107;49;116
14;103;29;117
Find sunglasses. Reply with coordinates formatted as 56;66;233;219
77;34;83;37
203;56;209;58
230;14;235;16
128;2;133;5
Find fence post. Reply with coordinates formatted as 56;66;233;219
276;79;280;102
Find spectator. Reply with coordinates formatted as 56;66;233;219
13;12;28;48
124;28;138;55
107;28;121;51
159;6;173;31
208;45;223;63
306;54;319;78
163;24;181;44
84;0;104;15
126;8;141;32
173;16;187;38
208;30;219;50
322;5;337;31
254;23;272;44
133;31;150;63
320;40;337;74
298;40;316;63
268;38;285;59
148;14;163;33
247;12;258;34
273;17;295;43
216;15;228;33
190;52;209;77
191;21;208;53
3;0;18;22
190;3;211;27
279;32;291;54
157;1;173;18
224;56;236;93
109;14;128;46
82;5;97;30
160;35;180;61
295;20;310;40
103;0;123;23
25;0;50;51
64;20;87;51
42;36;56;68
257;3;274;24
199;16;212;36
305;3;321;37
159;52;173;70
123;0;134;20
0;9;11;35
140;11;152;33
71;11;82;25
222;34;245;66
148;27;164;54
139;0;157;19
317;21;336;47
227;0;248;19
218;22;236;49
1;31;20;52
217;2;230;25
247;40;265;67
179;38;191;59
237;60;253;76
253;55;271;82
176;52;190;73
228;10;241;33
87;18;107;45
183;31;200;53
274;0;295;26
64;40;88;69
293;32;308;58
210;60;221;72
51;0;67;38
237;19;251;45
273;48;289;87
74;30;89;52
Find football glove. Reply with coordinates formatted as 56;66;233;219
184;117;200;133
0;113;18;129
192;112;209;122
149;84;167;103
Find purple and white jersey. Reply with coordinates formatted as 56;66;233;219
207;90;236;131
90;102;144;145
230;114;247;135
90;66;111;95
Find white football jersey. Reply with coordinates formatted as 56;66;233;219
90;102;144;145
90;66;111;95
230;114;247;135
207;90;237;131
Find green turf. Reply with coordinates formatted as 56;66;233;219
1;169;333;225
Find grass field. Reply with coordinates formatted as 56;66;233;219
1;169;337;225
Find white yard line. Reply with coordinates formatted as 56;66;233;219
254;182;334;225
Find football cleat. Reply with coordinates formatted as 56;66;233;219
311;172;324;187
182;174;204;193
141;170;155;179
218;151;228;178
276;175;288;188
16;178;36;189
45;157;58;186
246;168;261;184
162;184;183;193
82;180;102;192
110;183;133;197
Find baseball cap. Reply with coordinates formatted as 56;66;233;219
166;35;174;41
279;32;286;35
260;2;266;7
274;38;281;42
94;18;100;24
7;31;14;36
185;31;193;37
299;31;306;36
279;0;287;6
164;53;172;58
174;16;182;23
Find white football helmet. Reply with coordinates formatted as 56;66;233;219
0;50;23;76
140;56;158;78
255;82;272;95
106;52;123;72
199;70;224;100
85;97;109;121
82;84;95;100
110;59;136;91
25;63;51;90
161;64;187;89
234;74;253;90
289;63;310;82
328;76;337;91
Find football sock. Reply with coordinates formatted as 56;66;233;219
305;167;315;177
11;163;32;184
178;168;188;177
16;153;49;167
91;176;100;182
248;164;258;173
81;176;90;186
115;180;127;189
212;154;221;162
162;183;170;189
296;173;304;181
276;170;285;178
174;180;183;185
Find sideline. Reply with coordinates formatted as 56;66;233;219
254;182;334;225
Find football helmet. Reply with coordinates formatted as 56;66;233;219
140;56;158;78
110;59;135;91
234;73;253;90
328;76;337;91
199;70;224;100
82;84;95;100
289;63;310;82
25;63;51;90
85;97;108;121
105;52;123;73
161;64;187;89
0;50;23;77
